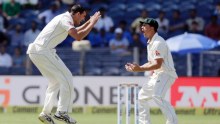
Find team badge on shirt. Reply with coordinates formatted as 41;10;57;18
155;50;160;56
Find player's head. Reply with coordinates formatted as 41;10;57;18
140;18;158;38
70;4;86;25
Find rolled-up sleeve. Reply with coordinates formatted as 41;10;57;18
60;15;75;31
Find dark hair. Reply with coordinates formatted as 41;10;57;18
191;20;198;25
173;9;180;15
119;20;127;25
99;7;106;12
70;4;86;14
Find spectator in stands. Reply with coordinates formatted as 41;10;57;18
205;15;220;41
2;0;21;20
214;2;220;15
38;1;60;25
100;28;114;47
214;2;220;24
0;31;9;46
169;9;186;37
156;10;169;39
186;8;205;33
8;23;24;47
109;27;130;55
189;21;203;34
0;0;8;4
24;21;40;47
131;33;146;54
0;10;6;32
0;45;12;67
94;7;114;32
89;0;104;4
88;28;113;47
131;9;148;33
19;0;39;9
12;47;26;67
119;20;132;44
86;7;92;20
87;28;102;47
61;0;74;5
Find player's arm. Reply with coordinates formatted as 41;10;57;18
75;19;90;32
139;58;163;71
125;58;163;72
68;12;100;41
140;61;152;68
68;23;94;41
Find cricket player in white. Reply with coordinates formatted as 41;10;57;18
27;4;100;124
125;18;178;124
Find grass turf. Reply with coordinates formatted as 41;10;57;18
0;113;220;124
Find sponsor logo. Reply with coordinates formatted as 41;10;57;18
171;78;220;107
0;78;10;108
91;107;116;114
12;106;38;113
204;108;220;115
0;107;3;113
155;50;160;56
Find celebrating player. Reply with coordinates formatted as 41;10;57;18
27;4;101;124
125;18;178;124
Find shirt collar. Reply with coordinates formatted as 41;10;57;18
147;33;158;44
66;11;72;17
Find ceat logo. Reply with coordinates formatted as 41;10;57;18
171;77;220;108
0;78;10;108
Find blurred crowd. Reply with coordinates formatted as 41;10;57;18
0;0;220;71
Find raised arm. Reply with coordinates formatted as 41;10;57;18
68;11;100;41
76;19;90;32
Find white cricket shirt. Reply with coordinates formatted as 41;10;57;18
33;11;75;49
147;33;178;78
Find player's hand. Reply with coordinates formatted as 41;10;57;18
90;11;101;24
125;63;141;72
125;63;134;72
130;63;141;71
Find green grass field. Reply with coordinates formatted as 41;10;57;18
1;113;220;124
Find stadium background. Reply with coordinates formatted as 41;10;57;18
0;0;220;124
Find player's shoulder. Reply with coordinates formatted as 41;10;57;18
52;13;65;21
157;34;166;41
57;12;73;24
153;39;167;51
154;37;165;45
59;12;69;18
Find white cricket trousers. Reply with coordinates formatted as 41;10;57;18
138;72;178;124
28;49;74;114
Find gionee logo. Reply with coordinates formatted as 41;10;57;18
176;86;220;107
0;78;10;107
